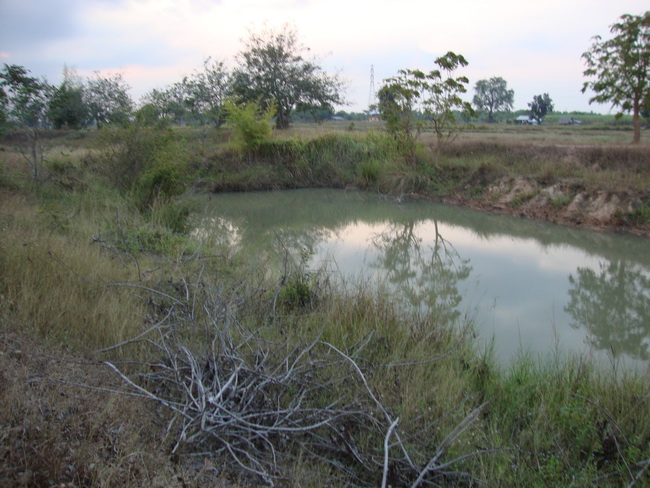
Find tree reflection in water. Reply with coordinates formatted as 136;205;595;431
565;260;650;361
370;219;472;324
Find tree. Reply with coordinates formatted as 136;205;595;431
232;24;345;129
184;57;231;127
472;76;514;122
421;52;475;155
85;72;133;128
528;93;554;123
0;64;51;179
377;73;422;165
377;52;475;165
48;67;88;129
582;12;650;144
140;83;187;125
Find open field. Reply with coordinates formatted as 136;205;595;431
1;124;650;486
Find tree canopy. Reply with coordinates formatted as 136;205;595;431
48;70;87;130
528;93;554;123
184;57;231;127
582;11;650;144
0;64;50;130
231;24;345;129
0;64;51;179
472;76;514;122
378;52;474;165
85;72;133;128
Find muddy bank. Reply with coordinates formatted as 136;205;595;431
438;176;650;238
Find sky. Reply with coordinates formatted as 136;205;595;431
1;0;647;114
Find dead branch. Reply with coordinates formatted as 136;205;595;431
98;271;491;486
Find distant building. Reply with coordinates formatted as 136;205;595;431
516;115;538;125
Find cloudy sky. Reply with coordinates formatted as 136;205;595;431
1;0;647;114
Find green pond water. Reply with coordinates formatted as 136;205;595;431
190;188;650;370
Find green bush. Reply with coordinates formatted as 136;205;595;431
94;125;190;210
135;145;188;206
224;99;275;154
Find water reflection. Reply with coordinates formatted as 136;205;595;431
190;189;650;369
566;260;650;361
370;220;471;324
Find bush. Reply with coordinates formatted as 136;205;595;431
94;125;190;209
224;99;275;154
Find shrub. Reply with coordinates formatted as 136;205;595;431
359;159;382;186
224;99;275;154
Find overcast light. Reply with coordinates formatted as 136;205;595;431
1;0;647;113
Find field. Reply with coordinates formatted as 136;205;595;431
1;122;649;486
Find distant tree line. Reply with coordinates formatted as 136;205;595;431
1;12;648;143
0;24;344;134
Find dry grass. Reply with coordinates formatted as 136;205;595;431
0;194;147;354
0;330;237;487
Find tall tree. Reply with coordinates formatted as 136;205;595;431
378;52;474;165
0;64;51;179
185;57;231;127
421;52;475;155
85;72;133;128
140;83;188;125
49;66;88;129
472;76;514;122
377;72;422;165
582;12;650;144
528;93;554;123
232;24;345;129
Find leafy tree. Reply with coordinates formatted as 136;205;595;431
48;67;88;129
0;64;50;127
582;12;650;144
378;52;475;165
472;76;514;122
184;57;231;127
0;64;51;179
232;24;344;129
48;66;88;129
140;84;187;125
421;52;475;155
528;93;554;123
85;72;133;128
377;73;422;165
49;83;87;129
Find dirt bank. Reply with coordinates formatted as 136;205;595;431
439;176;650;238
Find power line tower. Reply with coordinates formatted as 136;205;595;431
368;65;376;112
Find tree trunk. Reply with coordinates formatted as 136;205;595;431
632;97;641;144
275;106;290;130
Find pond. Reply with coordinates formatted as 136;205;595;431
191;189;650;370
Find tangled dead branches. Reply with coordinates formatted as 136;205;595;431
101;274;488;486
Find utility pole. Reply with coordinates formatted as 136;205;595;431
368;64;376;112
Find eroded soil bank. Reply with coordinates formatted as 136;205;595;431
436;176;650;238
